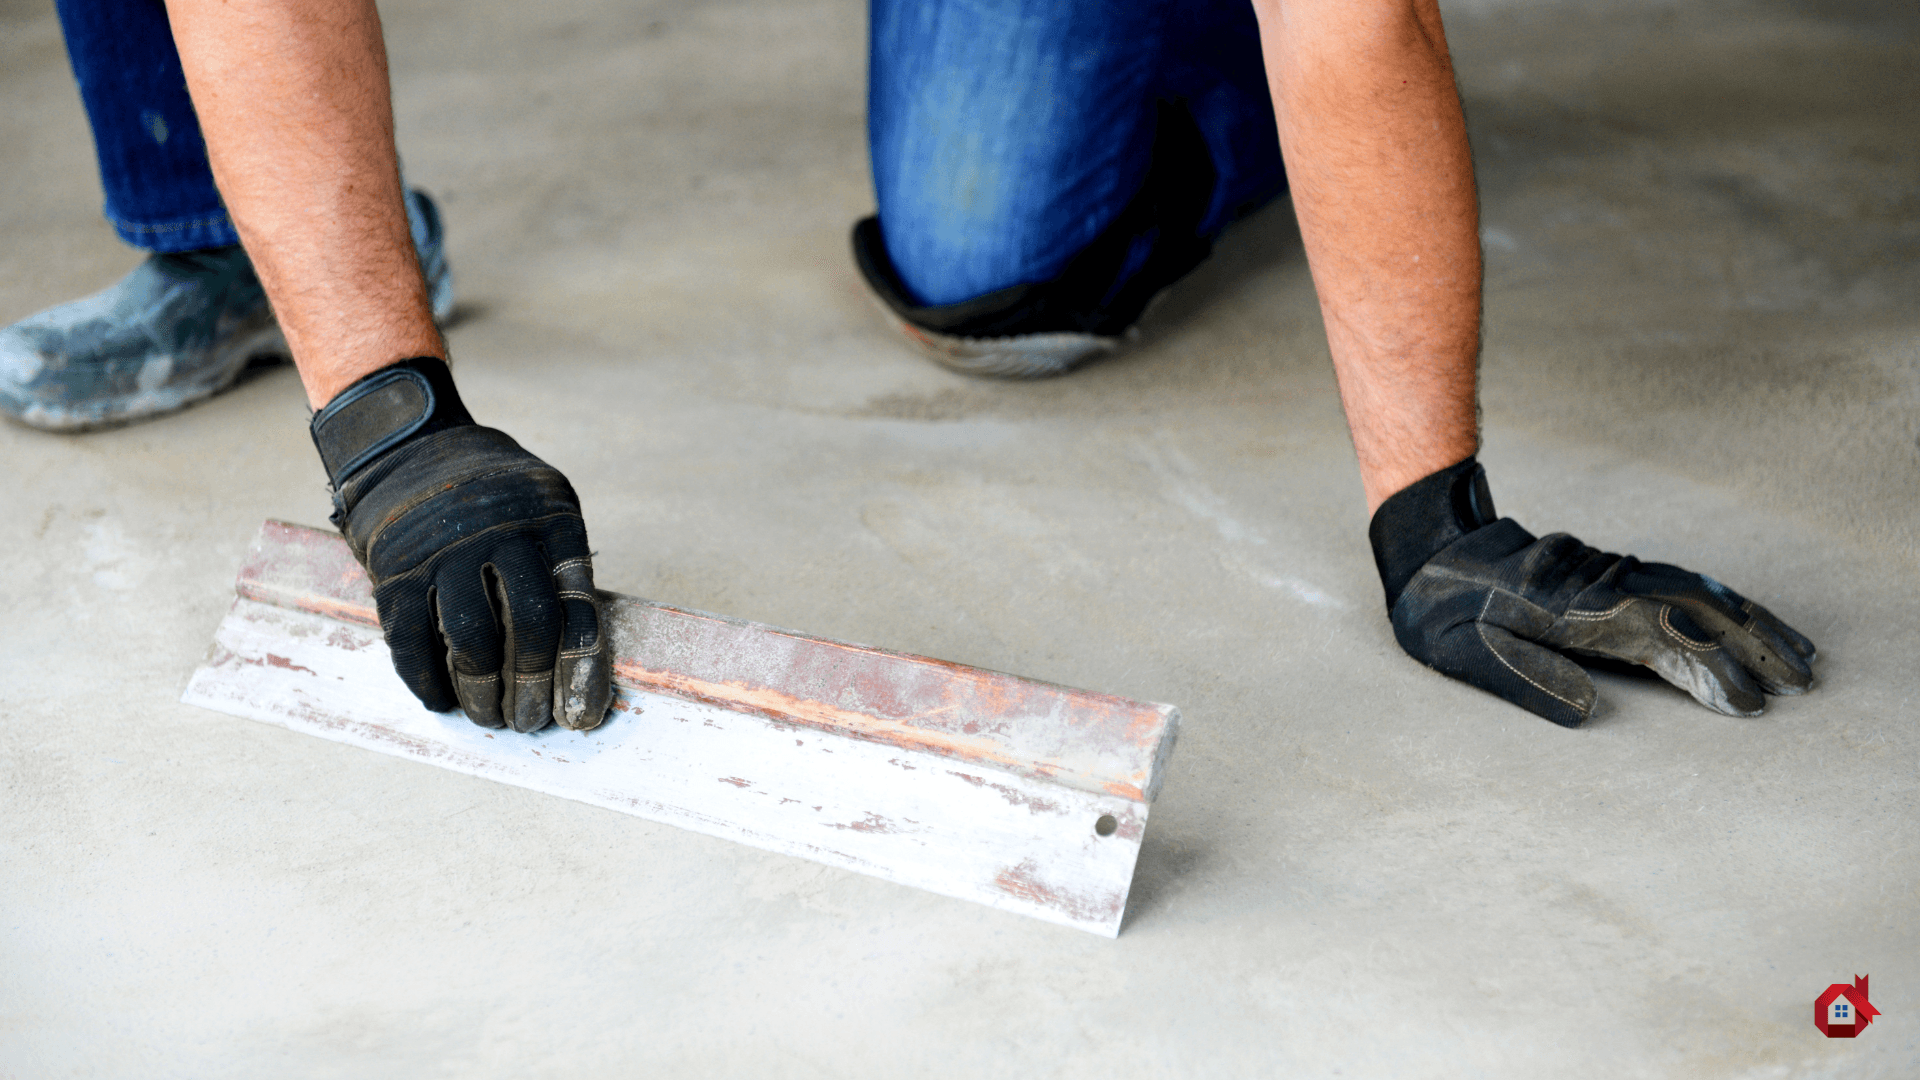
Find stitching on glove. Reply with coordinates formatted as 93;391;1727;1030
558;645;599;658
1658;605;1719;652
1561;598;1637;621
550;558;592;575
557;590;594;601
513;673;548;683
1477;588;1586;711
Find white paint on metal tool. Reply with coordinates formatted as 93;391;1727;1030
181;521;1180;936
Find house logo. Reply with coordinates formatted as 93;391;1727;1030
1814;975;1879;1038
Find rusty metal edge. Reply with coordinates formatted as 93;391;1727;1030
234;519;1180;803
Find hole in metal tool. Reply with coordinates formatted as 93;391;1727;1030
1095;814;1118;837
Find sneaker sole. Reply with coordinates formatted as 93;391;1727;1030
861;288;1122;379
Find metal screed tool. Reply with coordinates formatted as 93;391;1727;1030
183;521;1181;935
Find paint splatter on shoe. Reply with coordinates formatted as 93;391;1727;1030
0;188;455;431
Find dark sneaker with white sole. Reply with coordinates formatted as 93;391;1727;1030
1;188;455;431
852;215;1131;379
851;103;1221;379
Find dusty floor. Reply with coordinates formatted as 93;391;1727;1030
2;0;1915;1076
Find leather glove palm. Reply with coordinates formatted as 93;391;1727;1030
310;358;611;732
1370;458;1816;727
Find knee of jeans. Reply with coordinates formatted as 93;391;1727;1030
871;89;1092;307
877;192;1063;309
869;7;1115;306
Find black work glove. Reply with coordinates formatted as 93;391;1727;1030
1369;458;1816;727
309;357;611;733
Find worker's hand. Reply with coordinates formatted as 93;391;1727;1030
1368;458;1816;727
309;358;612;732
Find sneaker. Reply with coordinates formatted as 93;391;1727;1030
1;188;455;431
851;103;1219;380
852;216;1133;379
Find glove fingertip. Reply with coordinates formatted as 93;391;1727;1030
1541;695;1593;729
1517;682;1592;728
1683;664;1766;718
454;669;507;729
1741;599;1817;663
508;673;554;733
408;679;460;715
1779;625;1818;664
1708;692;1766;719
1641;623;1767;718
551;574;609;731
1748;653;1814;697
1472;624;1594;728
1715;668;1767;717
382;617;461;714
1408;620;1595;729
555;650;613;732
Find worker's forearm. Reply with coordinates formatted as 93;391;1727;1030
164;0;441;410
1253;0;1481;513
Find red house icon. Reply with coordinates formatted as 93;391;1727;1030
1814;975;1879;1038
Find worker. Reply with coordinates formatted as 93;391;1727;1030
3;0;1815;734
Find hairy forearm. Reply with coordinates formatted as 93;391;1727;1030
164;0;441;409
1252;0;1481;512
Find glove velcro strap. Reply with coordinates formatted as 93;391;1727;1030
1368;455;1500;610
310;357;473;488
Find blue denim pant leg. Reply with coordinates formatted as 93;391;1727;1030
868;0;1285;309
53;0;237;253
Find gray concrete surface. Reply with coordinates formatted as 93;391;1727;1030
2;0;1915;1075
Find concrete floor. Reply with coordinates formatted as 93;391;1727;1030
2;0;1915;1075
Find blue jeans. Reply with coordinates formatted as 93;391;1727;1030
54;0;239;253
55;0;1286;294
868;0;1285;307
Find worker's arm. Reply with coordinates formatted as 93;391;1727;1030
165;0;611;731
1252;0;1816;724
1252;0;1480;515
164;0;437;408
